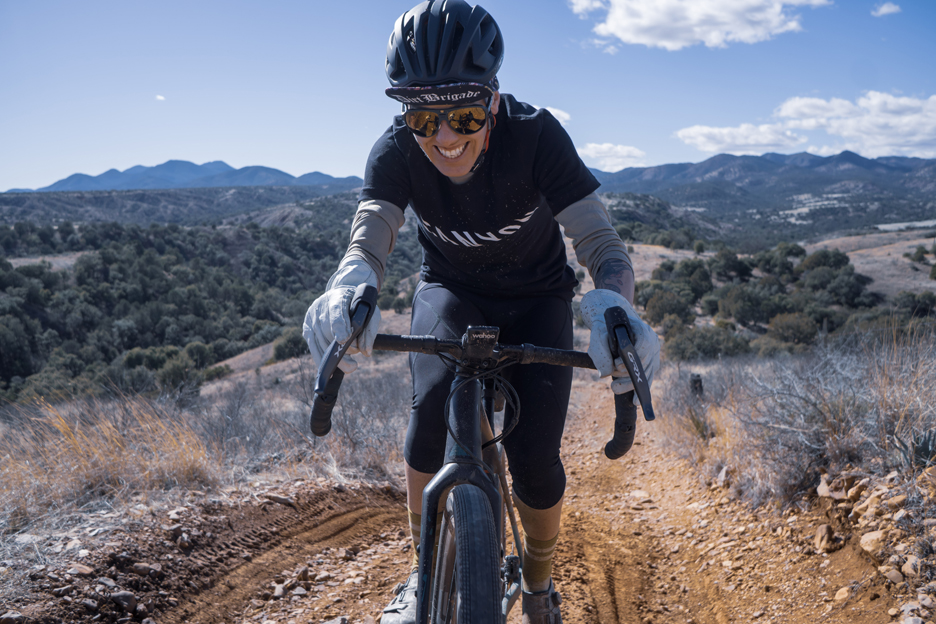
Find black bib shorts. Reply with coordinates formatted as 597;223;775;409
405;281;573;510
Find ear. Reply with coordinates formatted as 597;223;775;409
490;91;501;116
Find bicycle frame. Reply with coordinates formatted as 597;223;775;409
415;326;507;624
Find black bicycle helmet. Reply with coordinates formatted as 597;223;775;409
385;0;504;106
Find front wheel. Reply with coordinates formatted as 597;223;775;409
430;484;502;623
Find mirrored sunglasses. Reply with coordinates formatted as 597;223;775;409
403;105;490;138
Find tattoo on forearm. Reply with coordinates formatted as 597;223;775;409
595;259;635;301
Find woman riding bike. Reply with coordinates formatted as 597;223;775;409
303;2;660;622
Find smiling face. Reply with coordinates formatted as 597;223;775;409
411;92;500;178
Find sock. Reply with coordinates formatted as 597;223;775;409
522;532;558;593
408;507;443;569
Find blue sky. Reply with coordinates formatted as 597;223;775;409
1;0;934;191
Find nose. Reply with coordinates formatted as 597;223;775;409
435;116;461;145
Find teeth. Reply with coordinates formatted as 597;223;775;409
438;144;467;159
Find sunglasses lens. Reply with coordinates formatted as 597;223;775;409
447;106;487;134
405;110;440;137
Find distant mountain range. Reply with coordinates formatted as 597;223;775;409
587;150;936;246
6;160;363;193
589;150;935;216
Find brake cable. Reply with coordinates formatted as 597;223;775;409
435;353;521;469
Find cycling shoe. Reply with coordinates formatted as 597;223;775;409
522;579;563;624
382;568;418;624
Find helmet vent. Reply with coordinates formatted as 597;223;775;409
449;22;464;69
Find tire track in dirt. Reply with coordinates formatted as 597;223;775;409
553;377;897;624
166;506;404;624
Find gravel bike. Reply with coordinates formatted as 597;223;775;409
309;284;654;623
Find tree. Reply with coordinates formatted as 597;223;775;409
184;341;214;369
708;249;752;281
0;315;35;379
273;327;308;361
910;245;929;264
798;248;849;273
718;285;766;325
645;291;693;325
895;291;936;317
663;326;750;360
767;313;818;345
156;352;202;392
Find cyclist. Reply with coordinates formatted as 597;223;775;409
303;1;660;622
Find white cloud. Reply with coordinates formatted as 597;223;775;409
577;143;646;171
534;105;572;126
569;0;606;16
156;95;165;101
775;96;858;127
569;0;830;51
806;145;840;157
676;123;807;154
778;91;936;157
676;91;936;158
583;37;620;54
872;2;901;17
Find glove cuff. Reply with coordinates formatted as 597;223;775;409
327;258;379;291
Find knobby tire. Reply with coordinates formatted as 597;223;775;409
430;484;502;624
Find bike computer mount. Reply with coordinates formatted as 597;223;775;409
462;326;499;366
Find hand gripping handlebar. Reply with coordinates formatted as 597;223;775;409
603;306;656;460
309;284;379;436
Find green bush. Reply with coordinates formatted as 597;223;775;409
911;245;929;263
660;313;686;337
377;291;397;310
930;264;936;280
700;295;720;317
273;327;308;361
718;285;766;325
663;326;750;361
124;345;182;371
184;341;214;369
797;248;849;273
749;336;796;357
203;364;233;382
803;266;836;291
645;291;693;325
634;280;666;307
895;291;936;318
766;312;818;345
694;240;705;254
156;352;202;392
708;249;752;281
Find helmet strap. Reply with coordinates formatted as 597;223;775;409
469;115;496;173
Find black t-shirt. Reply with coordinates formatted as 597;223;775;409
360;94;600;300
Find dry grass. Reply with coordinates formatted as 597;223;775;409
0;397;215;533
656;320;936;506
0;353;411;537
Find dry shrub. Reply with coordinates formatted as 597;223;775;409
0;352;412;536
0;397;215;533
656;321;936;506
286;355;410;482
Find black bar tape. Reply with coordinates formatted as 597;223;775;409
604;391;638;460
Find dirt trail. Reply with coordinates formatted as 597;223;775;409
4;376;898;624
